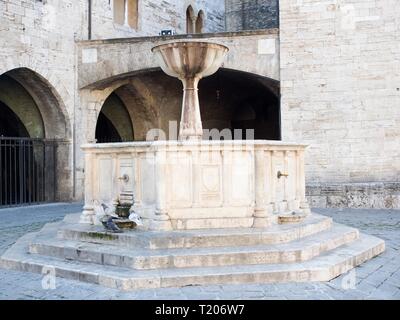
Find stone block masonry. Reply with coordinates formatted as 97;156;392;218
225;0;279;31
280;0;400;208
307;182;400;209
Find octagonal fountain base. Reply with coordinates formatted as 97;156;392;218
0;140;385;290
80;140;311;231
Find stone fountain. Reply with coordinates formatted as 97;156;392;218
79;41;311;230
0;41;385;290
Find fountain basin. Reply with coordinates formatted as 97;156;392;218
151;41;229;79
80;140;310;230
152;42;229;140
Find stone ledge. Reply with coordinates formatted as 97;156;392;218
76;29;280;46
58;213;332;249
306;182;400;209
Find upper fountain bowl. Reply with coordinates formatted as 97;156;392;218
151;41;229;80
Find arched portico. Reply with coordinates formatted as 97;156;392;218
85;68;280;143
0;68;72;206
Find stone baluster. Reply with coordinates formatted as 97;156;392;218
132;153;141;209
112;153;119;205
80;150;95;224
295;149;302;211
154;148;172;230
283;150;289;212
253;148;274;227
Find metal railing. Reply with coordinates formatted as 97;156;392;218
0;137;56;207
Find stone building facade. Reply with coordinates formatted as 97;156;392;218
279;0;400;208
0;0;399;209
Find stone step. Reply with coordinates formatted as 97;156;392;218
58;213;333;249
0;230;385;291
29;224;359;270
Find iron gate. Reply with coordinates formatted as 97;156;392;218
0;137;56;207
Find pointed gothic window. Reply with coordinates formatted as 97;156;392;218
196;10;204;33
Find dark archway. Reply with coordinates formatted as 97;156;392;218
230;94;280;140
0;68;71;206
92;69;280;142
0;74;44;138
0;100;32;206
4;68;70;139
95;92;134;143
0;101;30;138
95;112;122;143
199;69;281;140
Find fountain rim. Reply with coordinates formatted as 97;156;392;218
151;41;229;53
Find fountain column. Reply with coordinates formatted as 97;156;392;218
180;77;203;140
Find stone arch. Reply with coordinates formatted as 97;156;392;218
84;68;280;142
84;71;164;143
0;67;73;203
0;74;44;138
1;68;71;140
85;68;280;141
114;82;160;141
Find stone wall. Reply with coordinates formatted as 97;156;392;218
225;0;279;31
91;0;225;39
280;0;400;208
195;0;225;33
0;0;225;202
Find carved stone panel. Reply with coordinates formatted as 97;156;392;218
139;153;156;205
168;152;192;207
98;157;113;202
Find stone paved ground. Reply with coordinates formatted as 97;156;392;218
0;204;399;300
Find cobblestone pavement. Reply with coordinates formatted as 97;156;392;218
0;204;399;300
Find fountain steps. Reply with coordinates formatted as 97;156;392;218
28;224;359;270
0;213;385;290
57;214;333;249
0;227;384;290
